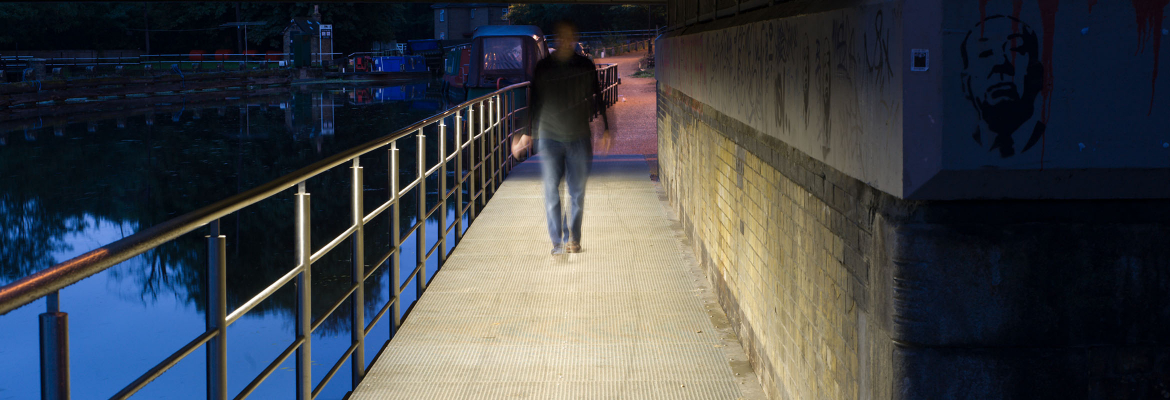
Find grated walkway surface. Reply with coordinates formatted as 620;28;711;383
351;156;765;399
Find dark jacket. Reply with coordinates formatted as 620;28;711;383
529;52;609;142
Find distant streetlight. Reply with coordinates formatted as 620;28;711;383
221;22;267;60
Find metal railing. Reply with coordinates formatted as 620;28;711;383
591;38;654;59
0;82;534;400
596;63;621;110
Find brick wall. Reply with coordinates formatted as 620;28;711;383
658;83;892;400
657;82;1170;399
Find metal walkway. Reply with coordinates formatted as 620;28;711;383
352;155;765;399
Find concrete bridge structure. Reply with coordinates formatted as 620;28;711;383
353;0;1170;396
4;1;1168;399
651;0;1170;399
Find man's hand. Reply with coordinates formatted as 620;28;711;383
597;129;613;155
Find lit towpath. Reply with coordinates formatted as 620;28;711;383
351;50;764;400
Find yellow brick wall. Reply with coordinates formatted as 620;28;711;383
658;85;865;400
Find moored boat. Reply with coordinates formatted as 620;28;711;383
440;25;548;103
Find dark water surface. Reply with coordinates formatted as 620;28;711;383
0;81;473;399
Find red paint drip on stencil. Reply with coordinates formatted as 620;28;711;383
1013;0;1023;65
1132;0;1170;115
1038;0;1060;124
1037;0;1060;170
1088;0;1098;12
980;0;990;37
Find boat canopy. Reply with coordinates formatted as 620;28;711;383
471;25;545;39
467;25;548;89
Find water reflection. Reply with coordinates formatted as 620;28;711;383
0;80;469;399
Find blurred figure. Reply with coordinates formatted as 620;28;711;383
526;19;611;254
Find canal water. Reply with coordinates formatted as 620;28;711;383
0;81;477;399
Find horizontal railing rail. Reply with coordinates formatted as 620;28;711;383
0;61;623;399
0;82;530;400
590;38;654;59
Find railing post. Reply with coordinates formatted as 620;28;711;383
416;129;427;293
388;144;402;337
488;97;497;194
526;86;533;159
479;100;487;208
39;291;69;400
505;92;513;171
438;120;448;265
349;158;366;388
454;112;464;240
495;95;503;186
294;182;312;400
468;104;477;221
206;220;227;400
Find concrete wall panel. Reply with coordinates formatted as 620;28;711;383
658;1;905;196
942;1;1170;171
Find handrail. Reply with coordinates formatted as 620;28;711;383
1;61;623;399
0;82;527;316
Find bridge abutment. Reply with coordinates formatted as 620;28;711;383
656;0;1170;395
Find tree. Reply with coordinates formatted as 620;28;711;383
0;2;435;54
506;4;666;34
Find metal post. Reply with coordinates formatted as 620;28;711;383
206;220;227;400
479;101;487;208
416;130;427;293
526;86;533;159
495;95;503;186
294;182;312;400
505;92;513;170
454;112;464;239
39;291;69;400
388;144;402;336
488;98;497;194
349;158;366;388
467;105;477;221
438;120;448;265
451;111;460;238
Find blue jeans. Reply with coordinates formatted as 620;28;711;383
538;138;592;245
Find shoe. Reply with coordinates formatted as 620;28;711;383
551;243;566;255
566;242;581;253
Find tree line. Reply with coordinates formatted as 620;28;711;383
0;2;433;55
506;4;667;36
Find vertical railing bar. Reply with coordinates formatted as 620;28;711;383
40;290;68;400
504;91;512;171
509;90;516;170
526;85;533;159
488;97;496;196
479;100;486;209
438;119;448;266
389;143;402;337
349;158;366;389
494;95;502;190
468;104;478;222
206;219;227;400
455;111;464;240
294;182;312;400
416;128;427;293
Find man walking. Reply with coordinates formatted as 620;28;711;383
526;20;611;254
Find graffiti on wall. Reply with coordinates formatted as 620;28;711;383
657;3;904;194
948;1;1170;170
960;15;1046;158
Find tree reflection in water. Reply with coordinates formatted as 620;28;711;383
0;81;454;331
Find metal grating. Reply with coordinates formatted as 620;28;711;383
351;158;765;399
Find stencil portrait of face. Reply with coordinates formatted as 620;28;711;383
961;15;1046;158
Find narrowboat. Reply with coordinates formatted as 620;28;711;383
346;83;429;105
343;54;430;81
440;25;548;103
